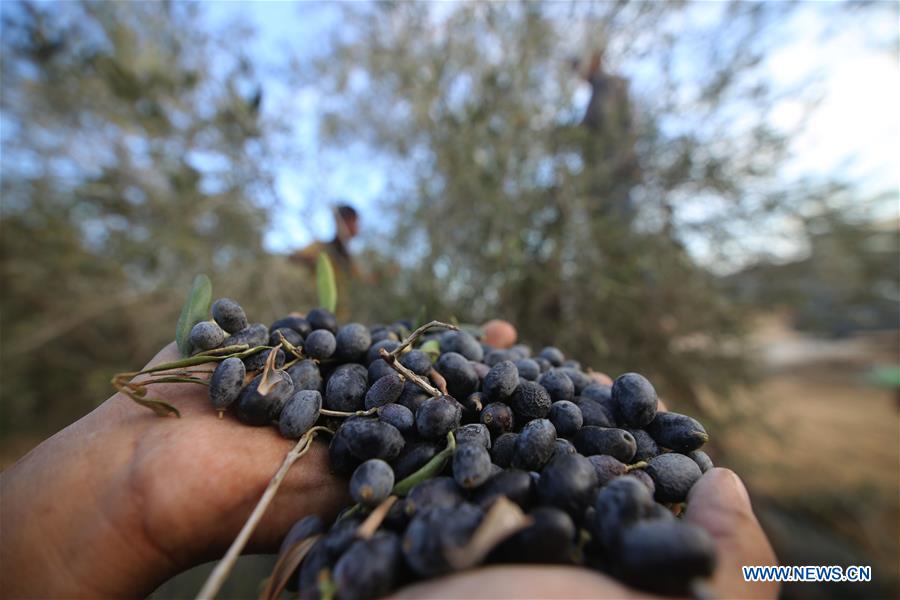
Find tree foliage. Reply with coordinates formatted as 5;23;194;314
0;2;309;434
308;1;813;407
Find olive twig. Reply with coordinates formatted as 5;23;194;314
149;369;216;377
112;347;273;417
194;344;251;357
379;348;441;398
196;425;333;600
319;407;379;418
117;345;270;380
625;461;648;472
135;376;209;386
275;331;304;360
387;320;458;359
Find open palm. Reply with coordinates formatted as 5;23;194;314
2;343;777;599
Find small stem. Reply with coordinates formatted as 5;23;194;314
319;407;378;418
135;376;209;386
625;461;648;472
195;426;332;600
194;344;250;357
275;332;304;360
380;348;441;398
388;320;458;358
149;368;216;377
119;345;271;380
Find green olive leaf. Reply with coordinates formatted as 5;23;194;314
175;274;212;357
316;252;337;313
420;339;440;362
392;431;456;496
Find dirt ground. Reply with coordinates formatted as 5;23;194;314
712;318;900;599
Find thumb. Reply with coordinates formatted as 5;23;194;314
684;468;779;599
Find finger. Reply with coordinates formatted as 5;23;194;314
244;439;349;554
389;565;654;599
684;468;778;599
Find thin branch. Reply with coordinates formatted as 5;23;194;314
388;320;457;358
380;348;441;398
319;407;378;418
194;344;251;357
195;426;333;600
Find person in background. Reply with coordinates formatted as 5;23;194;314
290;204;362;280
571;48;640;225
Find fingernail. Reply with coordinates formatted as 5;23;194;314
727;468;752;507
688;467;752;511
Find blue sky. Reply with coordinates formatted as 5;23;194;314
205;1;898;262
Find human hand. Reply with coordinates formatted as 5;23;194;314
390;468;778;599
0;343;347;598
1;342;778;600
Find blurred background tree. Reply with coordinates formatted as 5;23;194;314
0;1;313;437
1;1;897;596
307;1;819;408
727;187;899;337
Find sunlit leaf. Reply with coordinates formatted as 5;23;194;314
420;339;440;362
316;253;337;312
175;274;212;357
